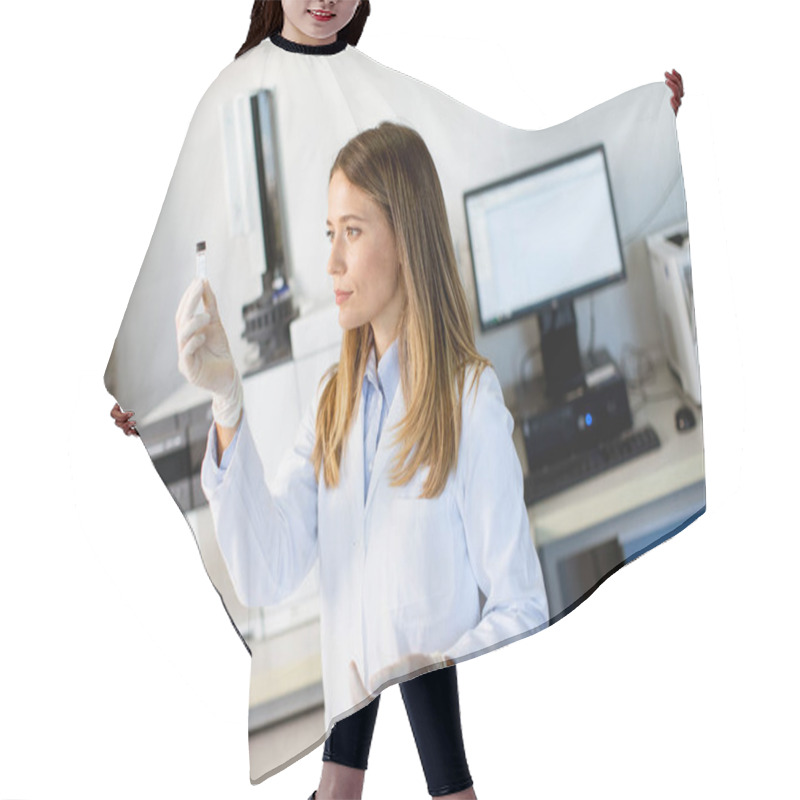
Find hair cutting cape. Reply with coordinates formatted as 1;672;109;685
105;37;704;783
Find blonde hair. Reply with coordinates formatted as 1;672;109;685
312;123;490;498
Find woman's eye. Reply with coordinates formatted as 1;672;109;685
326;227;360;243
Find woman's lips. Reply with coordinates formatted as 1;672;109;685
308;9;335;22
335;291;352;305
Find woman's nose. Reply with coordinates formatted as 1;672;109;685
327;241;345;276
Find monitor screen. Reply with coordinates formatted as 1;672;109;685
464;145;625;331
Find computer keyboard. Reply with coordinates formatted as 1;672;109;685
524;425;661;505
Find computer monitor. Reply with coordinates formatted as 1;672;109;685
464;145;626;394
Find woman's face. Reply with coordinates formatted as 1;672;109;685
281;0;360;46
326;170;405;352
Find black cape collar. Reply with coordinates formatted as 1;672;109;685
270;33;347;56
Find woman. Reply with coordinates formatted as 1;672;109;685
110;0;683;435
176;122;550;799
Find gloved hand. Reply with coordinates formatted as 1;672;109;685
175;278;243;428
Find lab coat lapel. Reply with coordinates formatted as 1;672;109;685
365;384;406;512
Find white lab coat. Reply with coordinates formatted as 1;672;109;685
202;364;549;729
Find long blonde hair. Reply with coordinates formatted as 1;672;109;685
312;123;490;498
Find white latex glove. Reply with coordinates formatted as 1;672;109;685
175;278;243;428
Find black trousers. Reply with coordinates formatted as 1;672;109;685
322;665;473;797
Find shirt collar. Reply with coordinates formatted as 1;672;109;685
364;338;401;405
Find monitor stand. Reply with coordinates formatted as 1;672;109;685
538;299;582;398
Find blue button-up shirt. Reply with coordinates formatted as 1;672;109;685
362;338;400;502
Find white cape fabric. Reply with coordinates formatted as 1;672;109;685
105;37;701;782
105;39;685;416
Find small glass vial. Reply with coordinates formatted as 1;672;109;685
195;241;207;280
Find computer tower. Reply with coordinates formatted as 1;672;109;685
646;222;702;406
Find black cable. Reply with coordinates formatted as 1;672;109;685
587;295;596;358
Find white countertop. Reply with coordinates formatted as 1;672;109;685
516;368;705;547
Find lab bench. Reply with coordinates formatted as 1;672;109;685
517;365;705;621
